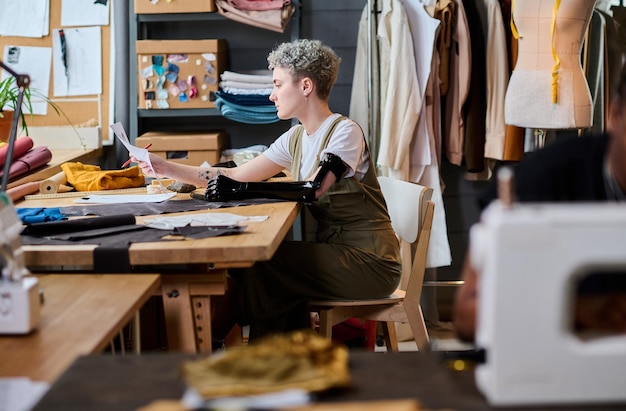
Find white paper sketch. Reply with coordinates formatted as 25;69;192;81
110;122;167;193
0;0;48;38
109;122;152;163
61;0;110;27
52;27;102;97
2;46;52;115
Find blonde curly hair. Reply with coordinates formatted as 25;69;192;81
267;39;341;101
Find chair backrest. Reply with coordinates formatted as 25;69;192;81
378;176;435;293
378;176;433;243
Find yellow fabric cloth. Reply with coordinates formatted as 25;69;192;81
61;162;145;191
182;331;350;398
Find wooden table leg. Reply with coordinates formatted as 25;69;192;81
160;271;227;353
191;295;212;352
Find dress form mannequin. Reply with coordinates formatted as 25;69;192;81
504;0;596;129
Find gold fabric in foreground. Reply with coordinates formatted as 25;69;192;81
182;331;351;398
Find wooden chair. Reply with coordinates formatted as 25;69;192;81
310;176;435;352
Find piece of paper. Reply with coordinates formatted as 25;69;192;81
73;193;176;204
110;122;167;193
52;27;102;97
61;0;110;27
0;0;48;38
2;46;52;115
110;122;151;163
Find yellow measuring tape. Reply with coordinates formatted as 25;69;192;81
24;187;148;200
550;0;561;104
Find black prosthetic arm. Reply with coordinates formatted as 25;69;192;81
201;175;320;202
199;153;348;203
313;153;347;185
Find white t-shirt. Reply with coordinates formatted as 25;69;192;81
263;113;370;180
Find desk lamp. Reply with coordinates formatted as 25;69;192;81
0;61;40;334
0;60;30;192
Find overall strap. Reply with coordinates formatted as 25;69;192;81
288;125;305;179
288;116;347;180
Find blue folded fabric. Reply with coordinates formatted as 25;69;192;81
216;90;272;106
17;207;66;224
215;96;280;124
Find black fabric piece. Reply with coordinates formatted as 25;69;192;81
94;246;132;273
20;226;170;246
21;226;171;273
21;214;136;236
20;225;168;273
60;198;211;217
59;197;281;217
188;193;286;206
49;224;148;241
173;224;246;239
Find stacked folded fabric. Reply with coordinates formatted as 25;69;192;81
0;136;52;182
215;0;294;33
216;70;279;124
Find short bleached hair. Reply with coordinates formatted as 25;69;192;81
267;39;341;101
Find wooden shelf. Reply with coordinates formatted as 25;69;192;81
137;13;225;23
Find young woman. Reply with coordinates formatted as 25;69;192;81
133;39;401;343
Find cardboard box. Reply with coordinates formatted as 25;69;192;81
136;131;228;166
136;39;228;109
134;0;216;14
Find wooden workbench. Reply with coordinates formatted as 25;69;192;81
0;273;161;382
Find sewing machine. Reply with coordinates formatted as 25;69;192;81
471;199;626;406
0;193;40;334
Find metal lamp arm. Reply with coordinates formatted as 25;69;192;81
0;61;30;192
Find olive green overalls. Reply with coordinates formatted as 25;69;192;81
232;117;402;339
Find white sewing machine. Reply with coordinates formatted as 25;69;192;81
470;199;626;406
0;193;40;334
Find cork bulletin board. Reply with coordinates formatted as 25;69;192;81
0;1;112;146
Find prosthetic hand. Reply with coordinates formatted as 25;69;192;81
198;153;347;202
201;175;320;202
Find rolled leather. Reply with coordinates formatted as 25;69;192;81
0;136;34;168
0;145;52;181
21;213;136;237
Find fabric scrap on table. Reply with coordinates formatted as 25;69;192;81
61;162;145;191
20;213;136;237
17;207;66;224
144;212;268;230
60;197;282;217
173;224;246;239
